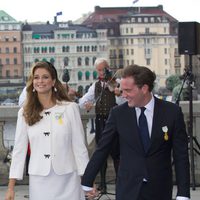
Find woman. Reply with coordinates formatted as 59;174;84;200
5;61;89;200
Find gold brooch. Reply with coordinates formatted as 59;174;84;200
55;113;63;125
162;126;169;141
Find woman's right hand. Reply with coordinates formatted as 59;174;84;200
5;189;15;200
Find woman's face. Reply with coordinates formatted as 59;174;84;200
33;68;55;94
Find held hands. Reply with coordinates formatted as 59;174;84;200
84;185;99;200
5;189;15;200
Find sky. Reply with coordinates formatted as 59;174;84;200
1;0;200;23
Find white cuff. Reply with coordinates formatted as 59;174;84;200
82;185;93;191
176;196;190;200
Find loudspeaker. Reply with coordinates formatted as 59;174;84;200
178;22;200;55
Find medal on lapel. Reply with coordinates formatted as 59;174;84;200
58;116;63;124
55;113;63;125
162;126;169;141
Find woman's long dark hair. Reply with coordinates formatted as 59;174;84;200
23;61;71;126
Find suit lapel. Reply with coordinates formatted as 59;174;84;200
124;106;144;154
149;98;164;152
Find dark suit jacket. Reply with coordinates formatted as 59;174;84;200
82;97;190;200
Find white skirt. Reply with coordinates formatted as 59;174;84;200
29;167;85;200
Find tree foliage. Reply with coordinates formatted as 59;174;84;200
166;75;181;92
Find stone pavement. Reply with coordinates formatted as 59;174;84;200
0;184;200;200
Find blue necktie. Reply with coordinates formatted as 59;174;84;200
139;107;150;152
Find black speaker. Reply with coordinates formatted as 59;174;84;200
178;22;200;55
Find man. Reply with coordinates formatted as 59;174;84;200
79;58;124;193
82;65;190;200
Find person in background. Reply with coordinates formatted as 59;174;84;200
5;61;89;200
82;64;190;200
79;58;123;193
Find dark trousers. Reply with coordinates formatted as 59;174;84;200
95;115;120;190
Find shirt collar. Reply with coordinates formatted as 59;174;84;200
136;93;155;113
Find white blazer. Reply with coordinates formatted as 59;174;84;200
9;102;89;179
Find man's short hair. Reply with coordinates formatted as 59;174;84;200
94;58;109;68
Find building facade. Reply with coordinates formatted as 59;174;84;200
0;10;23;99
83;5;185;89
22;21;108;94
2;5;197;98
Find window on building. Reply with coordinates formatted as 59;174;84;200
126;49;129;56
174;48;179;55
42;47;47;53
6;47;9;53
93;71;98;79
150;17;154;23
85;57;89;66
145;28;150;34
93;57;96;65
64;57;69;66
14;58;17;65
164;48;168;54
49;47;55;53
165;69;168;75
85;71;90;80
144;17;148;23
175;67;181;75
165;59;168;65
78;71;82;80
6;70;10;77
131;49;134;55
6;58;10;65
14;69;18;77
131;38;134;44
130;28;133;34
175;58;181;66
131;18;136;22
13;36;17;41
138;17;142;23
78;57;82;66
50;58;55;65
13;47;17;53
146;58;151;65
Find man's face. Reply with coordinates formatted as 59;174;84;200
121;76;148;107
96;62;107;79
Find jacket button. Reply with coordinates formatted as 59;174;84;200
44;154;50;159
43;132;50;136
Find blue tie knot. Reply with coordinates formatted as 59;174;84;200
140;107;146;113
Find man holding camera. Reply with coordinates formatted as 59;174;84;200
79;58;123;194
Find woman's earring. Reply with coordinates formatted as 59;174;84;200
54;87;57;92
33;88;36;92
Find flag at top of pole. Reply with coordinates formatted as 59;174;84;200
56;11;62;16
133;0;139;4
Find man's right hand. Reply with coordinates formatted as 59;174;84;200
85;187;99;200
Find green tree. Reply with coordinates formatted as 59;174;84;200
166;75;181;92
